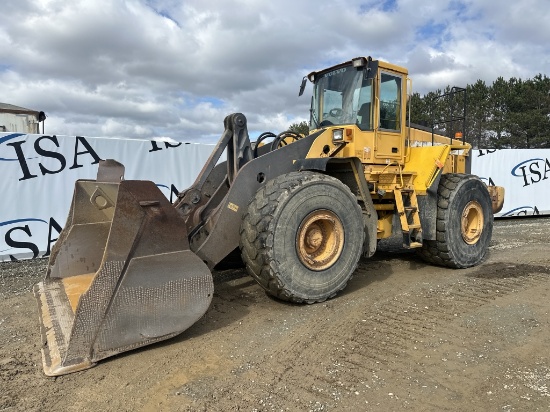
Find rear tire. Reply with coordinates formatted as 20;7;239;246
239;171;364;303
417;173;493;268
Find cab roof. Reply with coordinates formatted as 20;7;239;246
307;56;408;82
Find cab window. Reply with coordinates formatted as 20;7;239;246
379;72;402;131
355;79;373;130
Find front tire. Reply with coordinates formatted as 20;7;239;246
239;171;364;303
417;173;493;268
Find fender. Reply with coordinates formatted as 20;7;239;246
294;156;378;258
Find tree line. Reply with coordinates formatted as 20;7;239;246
408;74;550;149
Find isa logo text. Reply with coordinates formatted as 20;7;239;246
1;217;62;261
511;157;550;187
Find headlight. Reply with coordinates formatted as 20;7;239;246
332;129;344;142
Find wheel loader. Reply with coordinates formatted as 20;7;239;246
34;56;505;376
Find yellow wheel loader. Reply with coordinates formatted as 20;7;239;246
34;56;505;376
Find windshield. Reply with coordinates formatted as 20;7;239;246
311;65;373;130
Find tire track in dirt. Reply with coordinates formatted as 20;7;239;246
2;220;549;412
181;262;550;411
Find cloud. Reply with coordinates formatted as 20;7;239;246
1;0;550;142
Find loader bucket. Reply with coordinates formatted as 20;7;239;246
33;161;213;376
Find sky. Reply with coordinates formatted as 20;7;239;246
1;0;550;143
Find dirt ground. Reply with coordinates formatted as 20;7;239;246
1;217;549;412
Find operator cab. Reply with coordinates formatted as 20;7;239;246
303;56;409;162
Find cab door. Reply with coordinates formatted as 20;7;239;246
374;71;405;163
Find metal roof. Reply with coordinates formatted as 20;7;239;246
0;102;40;115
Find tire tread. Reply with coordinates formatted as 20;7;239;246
239;172;362;303
417;173;491;268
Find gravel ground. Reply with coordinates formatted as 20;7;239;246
1;217;549;411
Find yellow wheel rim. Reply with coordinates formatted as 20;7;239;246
296;210;344;271
461;201;484;245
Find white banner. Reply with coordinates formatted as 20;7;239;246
1;132;549;261
1;133;214;261
471;149;550;217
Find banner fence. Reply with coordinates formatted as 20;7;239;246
1;132;548;262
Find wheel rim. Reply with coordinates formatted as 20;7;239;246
296;209;345;271
461;201;484;244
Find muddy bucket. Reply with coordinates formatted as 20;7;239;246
34;160;213;376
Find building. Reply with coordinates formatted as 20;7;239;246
0;103;46;134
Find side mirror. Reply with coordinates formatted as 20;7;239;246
298;76;307;97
